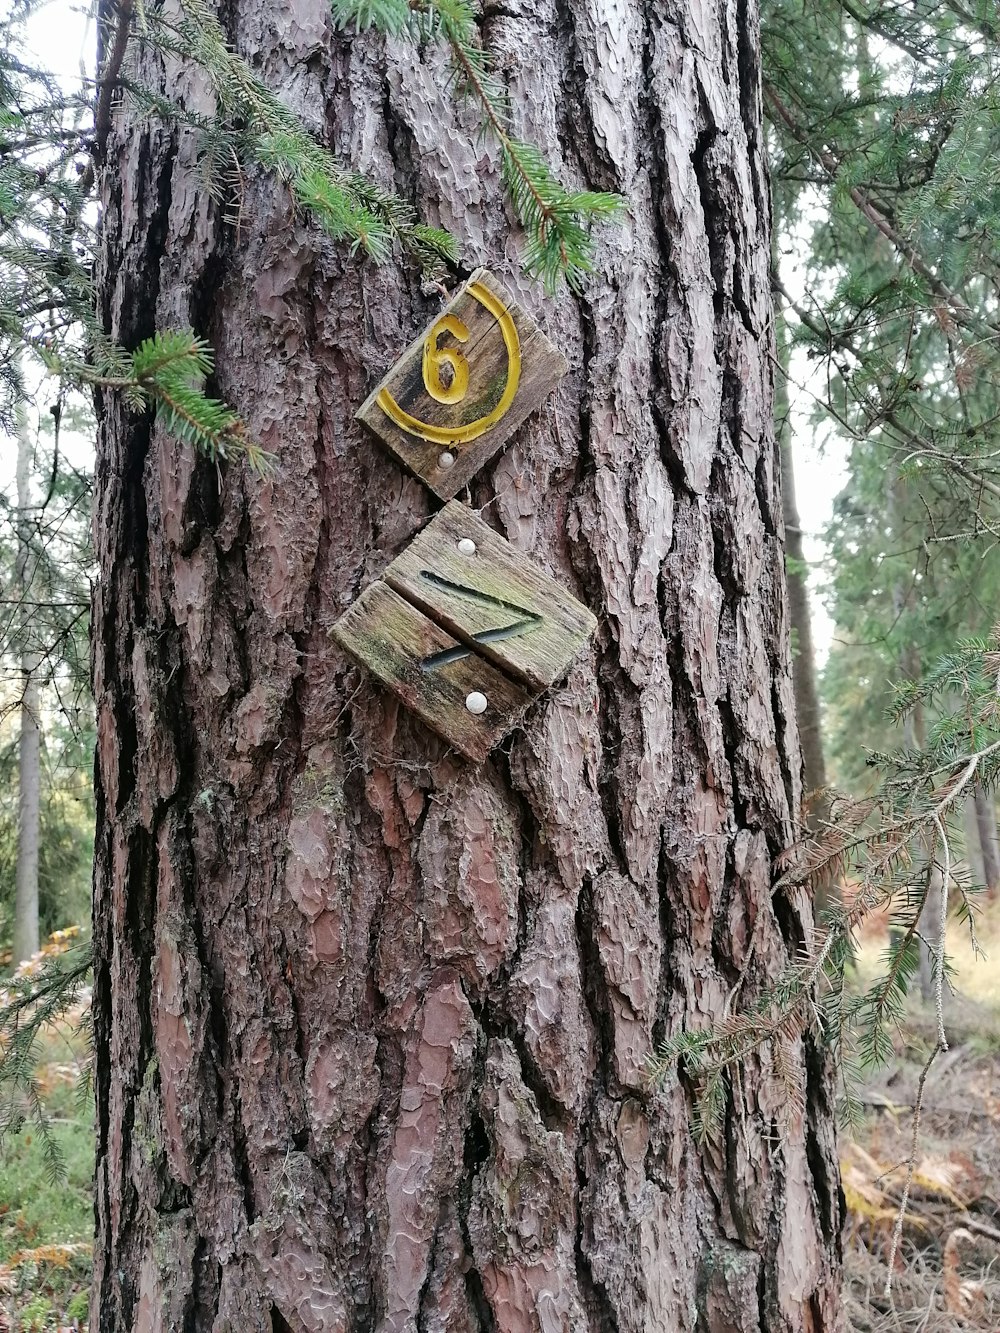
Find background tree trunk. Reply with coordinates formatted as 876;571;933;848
884;468;941;1004
91;0;842;1328
775;312;827;830
964;794;987;888
14;404;40;965
973;784;1000;895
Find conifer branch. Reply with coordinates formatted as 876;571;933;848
331;0;623;289
47;332;274;474
0;940;92;1180
94;0;134;158
765;84;992;341
883;1045;939;1296
774;276;1000;504
142;0;458;273
652;629;1000;1156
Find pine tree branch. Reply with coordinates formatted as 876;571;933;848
332;0;622;287
94;0;134;158
896;440;1000;504
77;0;134;197
442;33;568;271
832;0;938;63
883;1045;939;1296
773;275;1000;503
139;0;458;271
766;84;993;341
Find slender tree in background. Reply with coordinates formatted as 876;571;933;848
89;0;842;1327
0;404;95;958
972;784;1000;893
765;0;1000;890
775;311;827;825
13;404;40;964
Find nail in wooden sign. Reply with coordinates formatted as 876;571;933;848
356;269;568;500
330;503;596;761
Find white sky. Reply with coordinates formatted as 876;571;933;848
4;0;846;662
783;356;849;666
19;0;94;84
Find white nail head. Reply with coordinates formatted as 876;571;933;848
438;451;456;469
457;538;476;555
465;691;488;715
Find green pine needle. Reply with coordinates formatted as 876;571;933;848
0;945;92;1182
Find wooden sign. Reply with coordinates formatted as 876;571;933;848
357;269;567;500
330;503;596;761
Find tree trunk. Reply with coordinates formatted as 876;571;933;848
964;795;986;888
91;1;842;1329
13;405;40;965
775;313;827;829
884;468;939;1002
973;784;1000;895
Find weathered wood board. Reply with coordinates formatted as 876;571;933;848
331;582;531;761
356;268;567;500
383;502;597;693
330;505;596;760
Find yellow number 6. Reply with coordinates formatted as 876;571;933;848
376;279;521;446
422;315;470;405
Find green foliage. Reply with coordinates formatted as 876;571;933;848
17;1296;53;1331
766;0;1000;507
0;4;272;473
0;942;91;1180
0;1006;93;1330
50;330;275;472
0;39;90;438
3;0;624;487
0;777;93;949
140;0;458;274
65;1291;90;1322
763;0;1000;928
0;398;94;954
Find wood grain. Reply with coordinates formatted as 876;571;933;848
383;502;597;693
356;268;567;500
330;581;531;761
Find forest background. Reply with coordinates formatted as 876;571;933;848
3;0;1000;1327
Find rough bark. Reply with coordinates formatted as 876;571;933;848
14;406;40;965
91;0;842;1329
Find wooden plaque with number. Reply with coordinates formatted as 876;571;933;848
330;503;596;760
356;269;567;500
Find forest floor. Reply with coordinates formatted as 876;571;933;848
2;926;1000;1331
843;909;1000;1332
0;1010;92;1332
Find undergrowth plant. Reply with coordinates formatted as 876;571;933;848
0;933;91;1180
